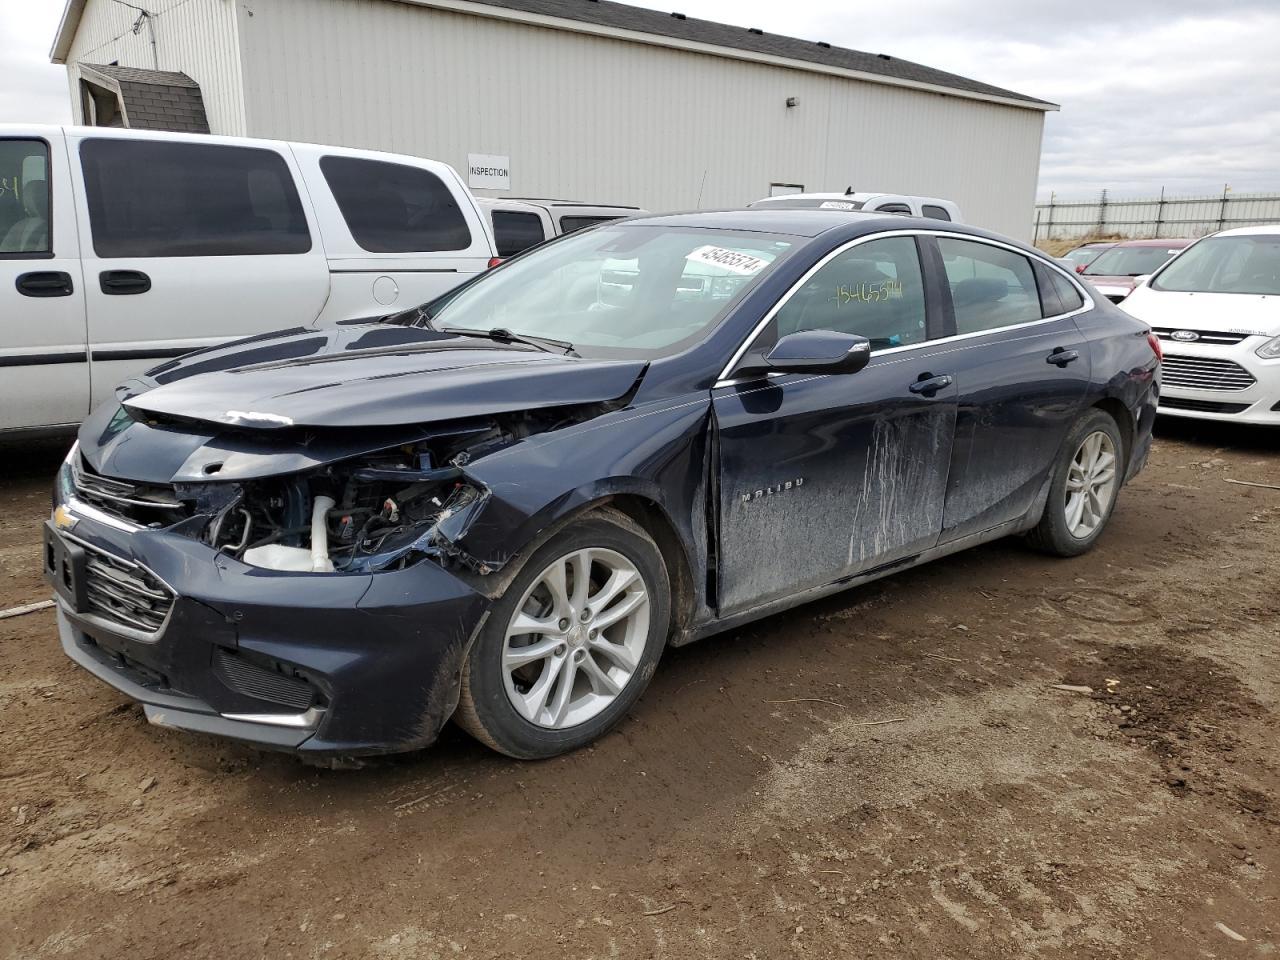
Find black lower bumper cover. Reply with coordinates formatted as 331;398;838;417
50;524;490;756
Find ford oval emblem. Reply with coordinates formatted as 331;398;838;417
1170;330;1199;342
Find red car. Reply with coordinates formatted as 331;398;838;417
1080;239;1195;303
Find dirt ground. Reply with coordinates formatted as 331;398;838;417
1;419;1277;960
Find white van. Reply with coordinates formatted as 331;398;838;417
0;125;496;435
748;191;963;222
477;197;646;258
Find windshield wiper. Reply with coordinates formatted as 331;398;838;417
441;326;579;357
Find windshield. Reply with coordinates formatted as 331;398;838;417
429;225;796;357
1083;245;1184;277
1064;247;1104;264
1151;235;1280;295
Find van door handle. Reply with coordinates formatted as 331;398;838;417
909;373;953;397
16;271;75;298
1047;347;1080;367
99;270;152;295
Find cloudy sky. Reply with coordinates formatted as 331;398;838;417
3;0;1278;200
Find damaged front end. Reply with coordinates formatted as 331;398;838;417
69;404;606;578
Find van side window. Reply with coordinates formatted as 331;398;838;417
937;238;1042;334
922;204;951;222
559;215;620;234
81;139;311;258
320;156;471;253
0;139;51;257
492;211;546;257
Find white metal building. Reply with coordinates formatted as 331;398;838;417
51;0;1056;238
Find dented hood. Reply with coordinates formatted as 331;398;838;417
122;325;647;429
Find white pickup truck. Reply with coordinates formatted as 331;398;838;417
0;125;497;435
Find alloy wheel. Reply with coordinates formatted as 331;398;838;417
1064;430;1118;538
502;547;651;729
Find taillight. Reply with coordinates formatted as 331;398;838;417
487;257;503;269
1147;332;1163;362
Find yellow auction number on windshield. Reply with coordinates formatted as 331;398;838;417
831;279;903;306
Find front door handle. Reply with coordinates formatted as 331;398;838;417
99;270;151;295
1047;347;1080;367
16;271;74;298
909;373;954;397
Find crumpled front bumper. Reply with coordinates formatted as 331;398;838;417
47;507;489;756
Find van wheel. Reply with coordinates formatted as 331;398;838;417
454;509;669;759
1027;410;1124;557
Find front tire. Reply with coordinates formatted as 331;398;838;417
454;509;670;758
1026;409;1124;557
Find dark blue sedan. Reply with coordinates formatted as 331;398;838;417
46;210;1160;759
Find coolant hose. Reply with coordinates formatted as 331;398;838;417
311;495;336;572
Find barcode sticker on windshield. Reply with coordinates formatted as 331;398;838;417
686;245;768;275
819;200;858;210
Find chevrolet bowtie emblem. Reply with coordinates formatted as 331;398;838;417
53;505;78;531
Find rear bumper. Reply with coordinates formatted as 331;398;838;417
48;516;490;756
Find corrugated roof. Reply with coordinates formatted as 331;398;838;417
459;0;1055;108
81;63;210;134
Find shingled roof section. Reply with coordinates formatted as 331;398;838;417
81;63;210;134
463;0;1054;109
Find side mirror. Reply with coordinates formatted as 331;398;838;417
1132;274;1151;287
1075;264;1087;274
737;330;872;377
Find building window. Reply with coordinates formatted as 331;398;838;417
491;211;547;257
81;138;311;257
0;139;51;256
320;155;471;253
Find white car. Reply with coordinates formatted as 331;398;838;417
748;191;962;223
1121;226;1280;425
0;125;496;436
476;197;646;258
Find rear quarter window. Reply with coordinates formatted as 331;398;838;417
80;138;311;257
492;210;547;257
320;155;472;253
559;215;621;234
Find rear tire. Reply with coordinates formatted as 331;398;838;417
454;508;670;759
1026;409;1125;557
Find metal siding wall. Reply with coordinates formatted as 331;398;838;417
236;0;1044;237
65;0;246;136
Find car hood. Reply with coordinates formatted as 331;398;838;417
121;324;648;429
1120;286;1280;336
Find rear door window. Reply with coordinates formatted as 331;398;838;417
492;210;547;257
559;215;621;234
937;238;1042;333
0;139;51;256
80;138;311;257
320;155;471;253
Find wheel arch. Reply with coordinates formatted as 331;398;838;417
1091;396;1135;468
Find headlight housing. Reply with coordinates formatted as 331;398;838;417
1256;335;1280;360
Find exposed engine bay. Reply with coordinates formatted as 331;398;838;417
71;404;612;576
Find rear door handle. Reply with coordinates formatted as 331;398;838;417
99;270;152;295
909;373;954;397
1047;347;1080;367
16;271;74;298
